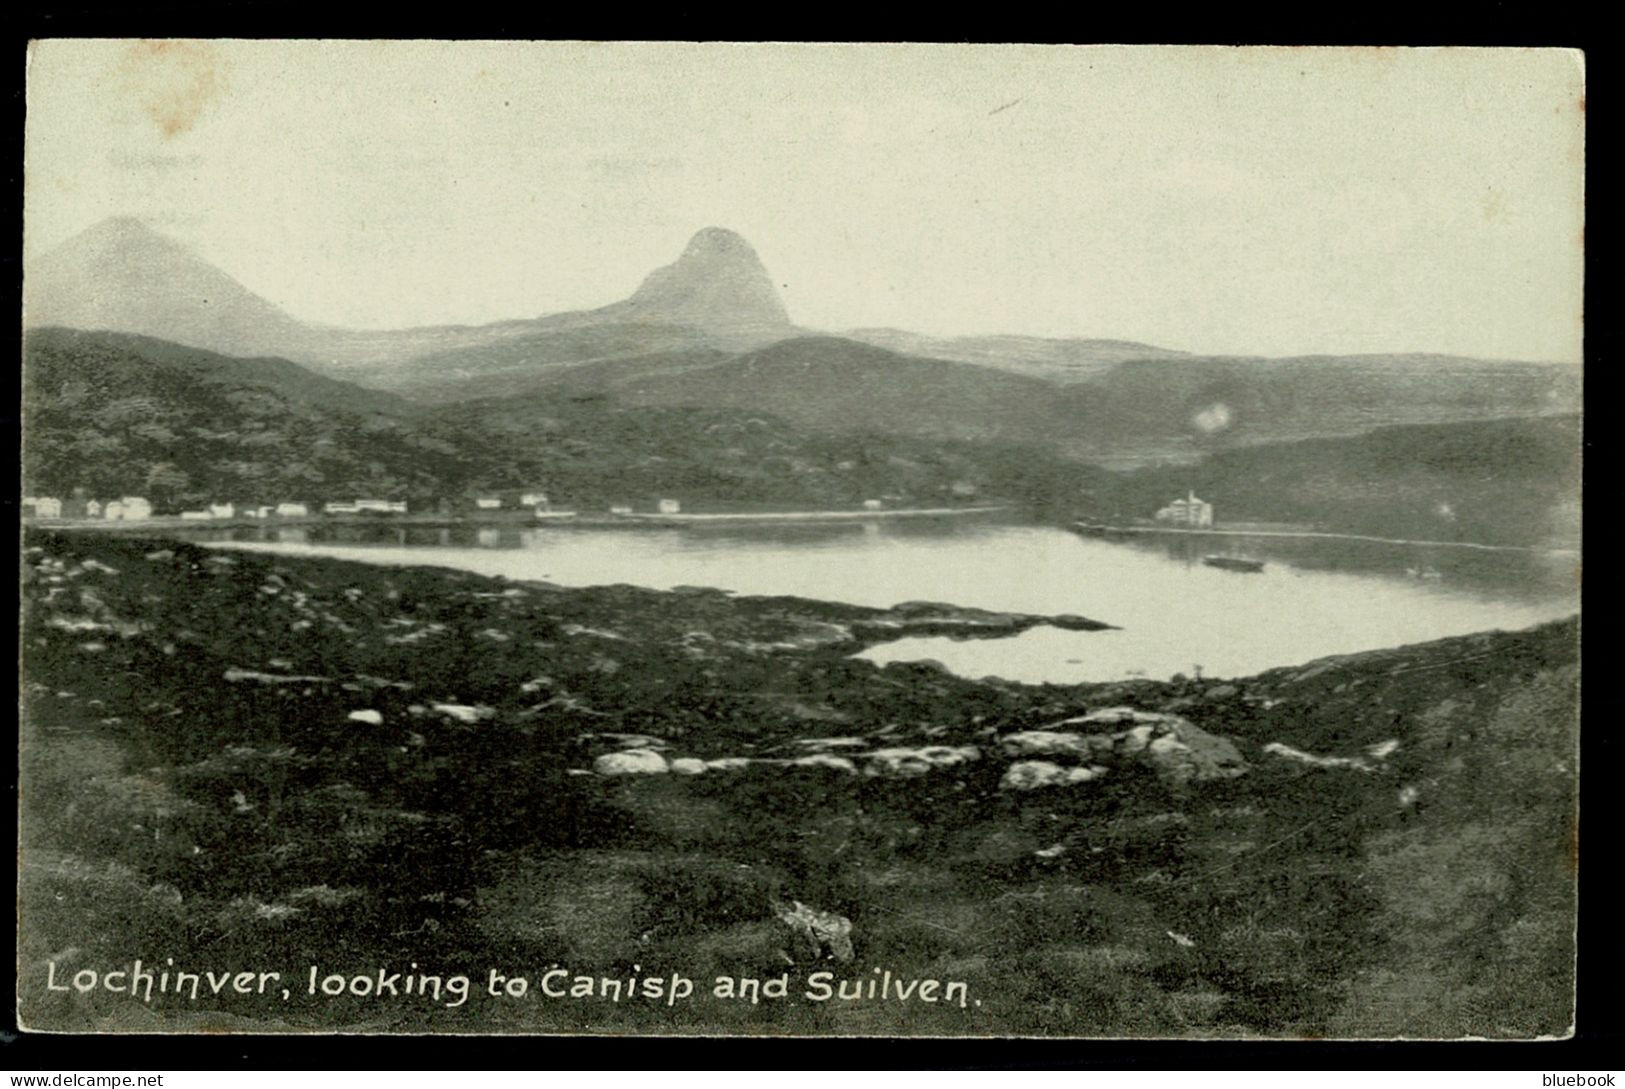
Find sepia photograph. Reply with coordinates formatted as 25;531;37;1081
17;40;1583;1039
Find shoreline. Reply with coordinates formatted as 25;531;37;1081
28;504;1013;533
1072;521;1580;557
600;505;1010;524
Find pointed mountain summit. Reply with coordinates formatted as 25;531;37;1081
25;217;315;360
605;227;793;337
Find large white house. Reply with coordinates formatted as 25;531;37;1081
209;503;236;520
275;502;309;517
1153;491;1214;528
657;498;682;514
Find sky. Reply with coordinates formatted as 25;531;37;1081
24;41;1586;361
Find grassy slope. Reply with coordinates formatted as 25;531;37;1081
1092;415;1582;547
19;530;1577;1036
21;330;1098;513
22;331;1579;546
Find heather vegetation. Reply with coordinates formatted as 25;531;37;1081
22;330;1580;548
20;530;1577;1035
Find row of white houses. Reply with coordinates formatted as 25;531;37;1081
23;491;723;521
24;496;155;521
21;491;559;521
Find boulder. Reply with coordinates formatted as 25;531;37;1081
1115;723;1157;756
998;730;1109;760
862;745;980;779
1051;707;1248;784
346;710;383;725
1261;741;1372;773
1141;721;1248;784
669;758;707;776
1063;706;1146;728
581;732;669;751
593;749;669;776
999;760;1107;791
431;703;494;724
1366;739;1401;760
790;754;859;774
773;900;854;963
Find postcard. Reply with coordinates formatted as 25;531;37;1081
18;41;1583;1037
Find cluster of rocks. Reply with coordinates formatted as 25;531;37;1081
773;899;855;963
997;706;1249;789
589;706;1250;791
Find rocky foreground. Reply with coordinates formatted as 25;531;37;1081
19;530;1578;1037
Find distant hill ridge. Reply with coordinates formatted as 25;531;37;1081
24;217;1580;459
24;219;800;372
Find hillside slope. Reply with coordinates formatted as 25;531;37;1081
843;328;1189;382
1092;415;1582;548
21;329;478;506
594;335;1080;444
19;529;1578;1036
20;330;1102;512
1061;353;1580;459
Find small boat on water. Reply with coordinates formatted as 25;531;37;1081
1203;555;1265;573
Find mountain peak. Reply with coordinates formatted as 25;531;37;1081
82;214;170;239
42;216;200;264
619;227;791;335
681;226;756;257
26;216;309;357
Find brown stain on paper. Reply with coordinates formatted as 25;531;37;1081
118;40;228;139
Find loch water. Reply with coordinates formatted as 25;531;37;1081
189;516;1579;683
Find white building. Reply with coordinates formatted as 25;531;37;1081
85;500;102;518
520;491;550;510
1154;491;1214;529
353;499;407;514
209;503;236;520
104;501;123;520
475;497;502;510
179;510;213;521
657;498;682;514
117;497;153;521
609;505;634;516
275;502;309;517
23;497;62;519
324;501;359;515
862;499;884;511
